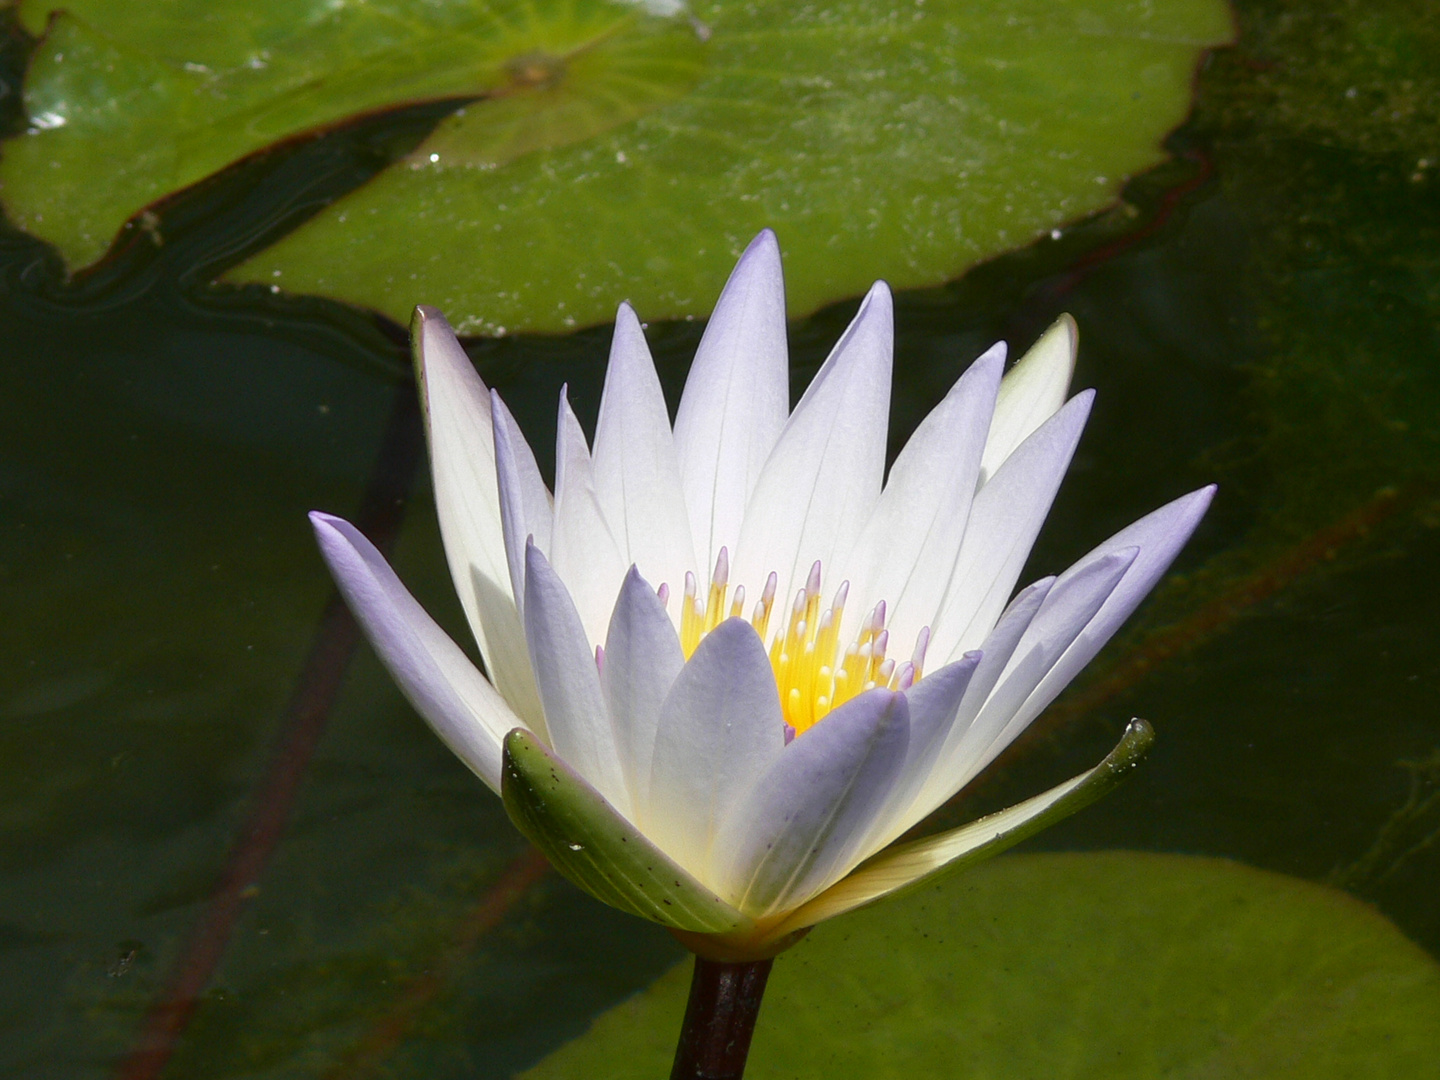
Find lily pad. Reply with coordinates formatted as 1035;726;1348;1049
2;0;1232;333
520;852;1440;1078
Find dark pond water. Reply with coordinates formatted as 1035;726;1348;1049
3;1;1438;1076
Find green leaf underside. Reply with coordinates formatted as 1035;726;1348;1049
776;717;1154;933
500;728;752;934
520;851;1440;1079
4;0;1232;334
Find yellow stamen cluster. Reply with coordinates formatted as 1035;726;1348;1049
677;550;926;737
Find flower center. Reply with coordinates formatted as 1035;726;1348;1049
673;549;929;737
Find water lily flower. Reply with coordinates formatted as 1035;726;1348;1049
310;231;1212;961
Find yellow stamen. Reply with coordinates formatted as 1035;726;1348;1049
677;558;927;737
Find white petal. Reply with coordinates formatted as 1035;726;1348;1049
602;567;687;813
979;314;1077;483
732;281;893;614
856;651;984;854
646;619;786;877
550;389;628;646
310;512;519;792
907;576;1053;821
928;390;1094;666
838;343;1004;651
979;485;1215;759
931;547;1139;804
673;230;790;573
522;542;630;815
413;307;536;720
591;303;698;605
492;390;553;614
712;687;909;917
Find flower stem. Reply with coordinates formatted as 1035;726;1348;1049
669;955;774;1080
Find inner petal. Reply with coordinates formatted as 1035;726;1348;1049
675;551;927;736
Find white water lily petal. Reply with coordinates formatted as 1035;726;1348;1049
713;688;909;917
673;230;789;574
522;542;630;816
930;390;1094;666
935;547;1139;806
309;512;518;792
647;619;786;878
839;342;1004;651
907;576;1054;820
732;281;893;615
977;485;1216;762
414;307;541;725
492;390;553;620
979;314;1077;483
857;651;984;855
592;304;698;600
602;567;687;812
550;390;627;647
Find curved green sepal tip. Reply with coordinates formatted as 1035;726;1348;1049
776;718;1156;932
501;729;753;934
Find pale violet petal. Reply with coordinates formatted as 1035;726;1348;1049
930;547;1140;805
413;307;538;724
602;566;687;813
523;542;630;816
907;576;1053;821
712;687;909;917
856;651;984;855
979;314;1077;483
550;389;628;647
732;281;893;616
673;230;790;574
591;303;699;604
646;618;786;878
838;343;1004;651
310;512;519;792
977;486;1216;761
492;389;553;621
928;390;1094;666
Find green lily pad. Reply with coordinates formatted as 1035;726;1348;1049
520;852;1440;1079
3;0;1231;334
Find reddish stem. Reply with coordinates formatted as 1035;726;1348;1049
669;956;774;1080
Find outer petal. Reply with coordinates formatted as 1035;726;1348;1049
310;512;520;792
602;567;687;812
941;547;1140;797
413;307;536;721
967;485;1215;772
523;542;630;816
673;230;790;574
550;389;627;647
591;303;698;601
492;390;553;615
979;314;1077;483
732;281;894;615
928;390;1094;666
769;719;1154;935
646;618;786;877
838;342;1004;651
856;651;984;855
711;688;909;918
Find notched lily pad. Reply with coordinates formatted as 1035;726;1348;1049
520;851;1440;1079
501;728;752;934
2;0;1232;333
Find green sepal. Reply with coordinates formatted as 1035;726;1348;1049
501;729;754;934
775;718;1157;933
